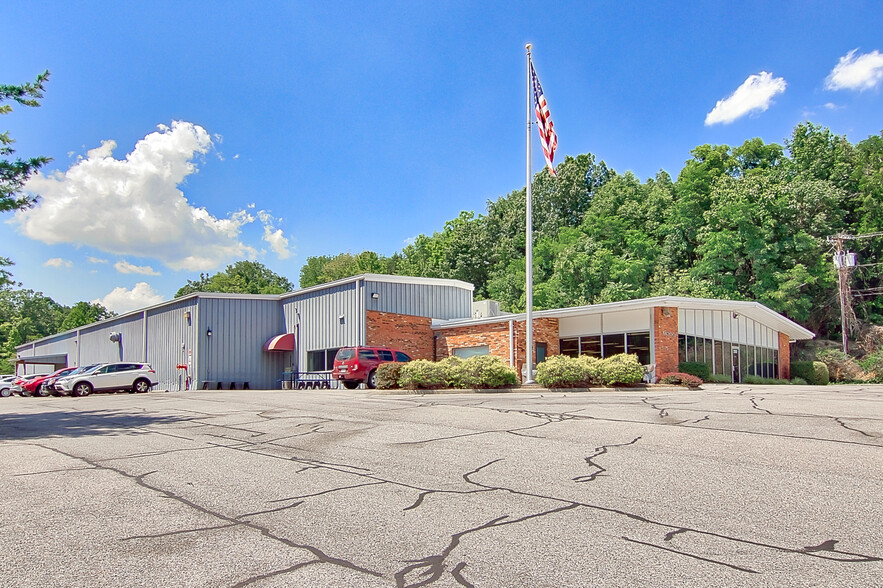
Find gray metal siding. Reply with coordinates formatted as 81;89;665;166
282;282;361;372
196;298;285;390
364;280;472;320
16;333;77;373
145;300;199;391
79;315;145;365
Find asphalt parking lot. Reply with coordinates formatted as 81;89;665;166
1;385;881;587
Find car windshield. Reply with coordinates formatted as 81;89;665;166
66;364;101;377
335;349;355;361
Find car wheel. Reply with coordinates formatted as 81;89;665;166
366;370;377;389
343;381;359;390
36;386;51;397
74;382;93;397
133;379;151;393
0;388;11;398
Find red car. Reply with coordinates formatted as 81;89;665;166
20;367;77;397
332;346;411;389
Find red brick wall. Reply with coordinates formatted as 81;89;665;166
653;307;679;375
778;332;791;380
434;317;560;381
365;311;434;360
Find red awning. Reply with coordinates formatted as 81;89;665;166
264;333;295;352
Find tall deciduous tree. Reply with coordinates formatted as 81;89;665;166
175;261;294;297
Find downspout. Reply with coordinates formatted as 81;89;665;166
76;329;81;366
509;319;515;367
143;310;148;362
357;278;365;345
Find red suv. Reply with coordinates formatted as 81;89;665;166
332;346;411;389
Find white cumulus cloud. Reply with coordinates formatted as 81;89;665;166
15;121;258;271
44;258;72;268
87;256;108;264
93;282;164;314
705;71;787;126
825;49;883;91
257;210;291;259
115;260;161;276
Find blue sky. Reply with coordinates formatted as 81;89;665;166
3;1;882;313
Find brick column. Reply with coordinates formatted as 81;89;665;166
778;332;791;380
653;307;679;375
366;311;434;360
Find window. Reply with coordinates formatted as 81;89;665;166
536;343;547;363
395;351;411;362
626;332;650;365
358;349;377;360
580;336;602;357
377;350;394;361
560;338;579;358
308;348;340;371
453;345;489;359
603;333;625;357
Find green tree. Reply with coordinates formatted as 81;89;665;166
175;261;294;297
2;70;51;213
61;301;115;331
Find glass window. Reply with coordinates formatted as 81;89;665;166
377;350;394;361
560;338;579;358
580;336;602;357
536;343;548;363
452;345;489;359
703;338;713;368
395;351;411;362
721;342;732;379
714;341;724;375
626;332;651;365
307;350;325;371
603;333;625;357
678;335;687;363
358;349;377;360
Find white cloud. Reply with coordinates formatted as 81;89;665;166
115;260;161;276
87;256;108;264
15;121;258;271
705;71;787;126
256;209;291;259
403;236;417;246
93;282;164;314
825;49;883;91
824;102;843;110
44;258;72;268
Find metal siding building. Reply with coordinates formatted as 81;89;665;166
15;274;475;390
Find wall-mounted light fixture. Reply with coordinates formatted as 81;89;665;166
338;315;345;324
206;328;213;337
732;313;739;319
183;311;191;320
662;308;672;318
109;332;121;343
371;292;380;299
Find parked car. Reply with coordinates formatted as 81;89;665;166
332;346;411;389
32;367;79;397
51;364;102;395
55;362;156;397
0;375;17;398
10;374;43;396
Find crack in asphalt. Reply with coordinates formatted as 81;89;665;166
121;522;240;540
573;436;642;483
749;396;773;415
621;535;760;574
833;418;879;439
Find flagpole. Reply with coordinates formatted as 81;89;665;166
524;43;535;384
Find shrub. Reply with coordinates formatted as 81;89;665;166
576;355;604;385
658;372;703;388
375;363;401;389
790;377;807;385
440;356;465;388
743;375;789;385
859;351;883;383
792;361;830;385
459;355;517;389
398;359;448;389
816;349;864;382
536;355;587;388
678;361;710;381
705;373;732;383
598;354;645;386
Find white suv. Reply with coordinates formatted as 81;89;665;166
56;362;156;397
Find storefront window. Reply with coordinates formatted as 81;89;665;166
626;332;651;365
581;336;602;357
453;345;489;359
560;338;579;358
603;333;625;357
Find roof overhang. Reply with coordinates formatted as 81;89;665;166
264;333;295;352
15;353;69;369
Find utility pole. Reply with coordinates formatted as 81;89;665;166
834;235;849;353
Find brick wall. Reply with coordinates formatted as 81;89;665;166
434;317;559;381
653;306;679;375
778;332;791;380
365;311;434;360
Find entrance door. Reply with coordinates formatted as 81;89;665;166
732;347;741;383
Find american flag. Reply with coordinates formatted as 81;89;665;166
530;58;558;176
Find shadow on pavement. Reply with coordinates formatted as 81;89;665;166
0;409;192;440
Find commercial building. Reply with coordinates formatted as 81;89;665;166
16;274;813;388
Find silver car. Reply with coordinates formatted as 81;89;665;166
56;362;156;397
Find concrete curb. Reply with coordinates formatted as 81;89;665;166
370;385;695;395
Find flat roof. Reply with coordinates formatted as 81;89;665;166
432;296;815;340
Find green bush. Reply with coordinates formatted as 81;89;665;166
790;377;808;385
859;351;883;383
576;355;603;385
791;361;816;384
705;373;732;383
375;363;401;389
816;349;864;382
743;375;789;385
598;354;645;386
459;355;517;388
813;361;830;385
398;359;448;389
678;361;710;381
440;356;465;388
658;372;703;388
536;355;587;388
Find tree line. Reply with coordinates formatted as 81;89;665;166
299;122;883;340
